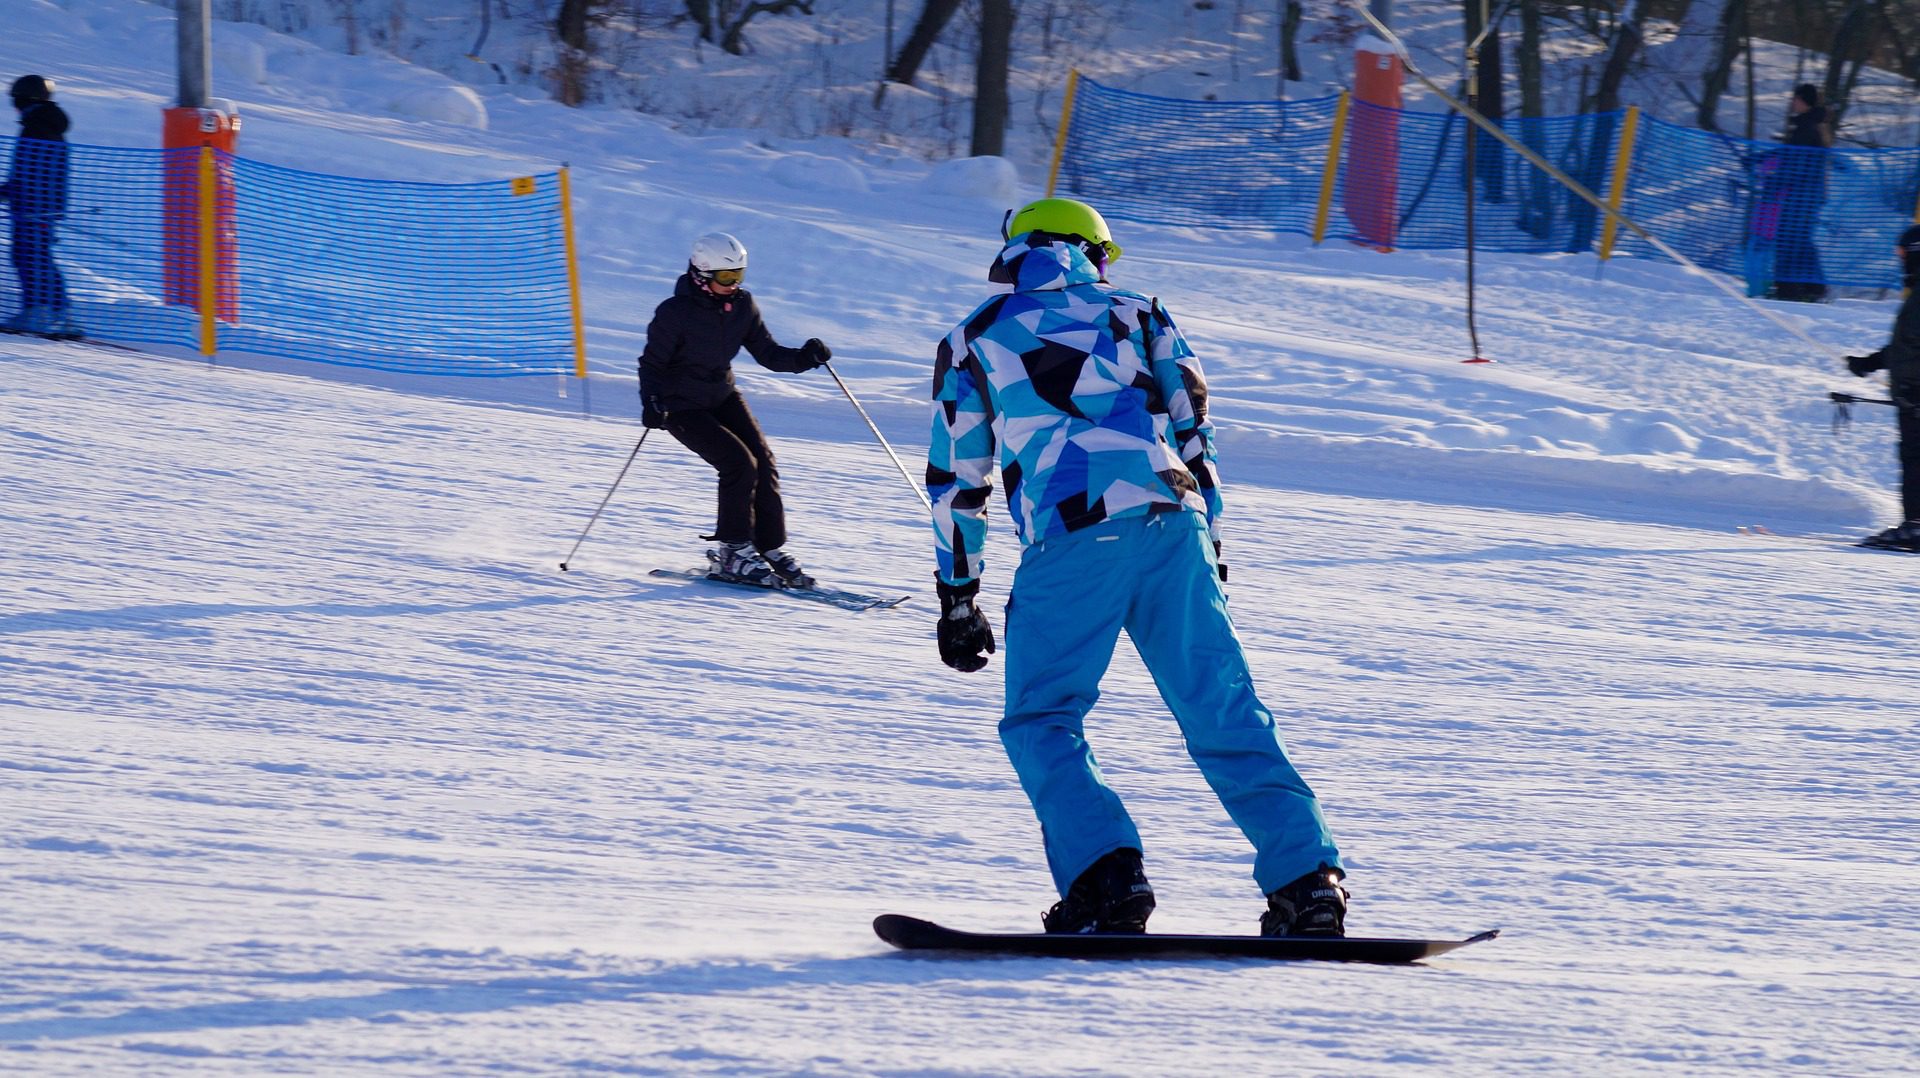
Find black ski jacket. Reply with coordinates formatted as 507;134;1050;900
1;100;70;219
638;274;814;413
1857;286;1920;399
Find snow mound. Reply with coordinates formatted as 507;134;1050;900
388;84;488;129
920;156;1021;201
769;153;869;193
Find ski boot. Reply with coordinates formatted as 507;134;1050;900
1042;848;1155;934
706;540;777;586
3;306;52;335
760;547;815;588
1260;867;1348;937
1859;521;1920;552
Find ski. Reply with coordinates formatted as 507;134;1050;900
649;567;910;612
872;915;1497;964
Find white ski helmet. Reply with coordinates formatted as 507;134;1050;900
689;232;748;278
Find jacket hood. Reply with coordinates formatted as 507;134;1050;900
988;234;1104;291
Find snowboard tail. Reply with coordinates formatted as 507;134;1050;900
872;915;1496;964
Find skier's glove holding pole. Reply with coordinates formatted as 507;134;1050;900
802;338;832;370
641;394;669;430
1213;541;1228;584
1846;355;1882;378
935;578;996;673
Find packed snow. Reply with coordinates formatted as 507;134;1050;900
4;0;1919;1074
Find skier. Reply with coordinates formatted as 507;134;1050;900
926;197;1348;937
0;74;78;338
638;232;831;586
1771;84;1832;302
1842;224;1920;551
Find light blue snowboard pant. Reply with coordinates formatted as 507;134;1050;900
1000;511;1342;897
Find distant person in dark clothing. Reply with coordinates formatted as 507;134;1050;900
1771;83;1831;302
1842;226;1920;551
0;74;78;338
639;231;832;588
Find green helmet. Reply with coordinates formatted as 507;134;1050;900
1001;197;1122;265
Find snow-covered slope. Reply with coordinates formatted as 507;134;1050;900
5;0;1920;1073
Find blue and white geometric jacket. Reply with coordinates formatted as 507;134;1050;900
928;234;1223;588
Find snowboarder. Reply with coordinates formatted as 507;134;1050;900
638;232;831;586
1843;224;1920;551
926;197;1348;937
0;74;79;338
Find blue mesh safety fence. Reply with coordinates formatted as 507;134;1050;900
1;137;575;376
1056;76;1920;293
1612;115;1920;295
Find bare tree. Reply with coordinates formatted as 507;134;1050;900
971;0;1015;156
684;0;817;57
887;0;963;86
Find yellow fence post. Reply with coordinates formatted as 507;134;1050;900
1599;105;1642;261
1313;91;1353;246
196;146;219;358
1045;69;1081;198
558;167;588;379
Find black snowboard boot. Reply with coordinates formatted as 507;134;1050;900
1260;867;1348;937
1042;848;1156;934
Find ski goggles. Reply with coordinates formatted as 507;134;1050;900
695;267;745;287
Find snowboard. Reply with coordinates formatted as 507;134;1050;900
649;567;910;612
872;915;1497;964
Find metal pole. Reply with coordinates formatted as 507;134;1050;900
1462;0;1486;362
558;430;651;571
823;363;934;514
176;0;210;109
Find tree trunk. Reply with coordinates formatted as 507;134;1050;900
1281;0;1304;82
1517;0;1543;121
558;0;592;51
1516;0;1553;238
888;0;963;86
1477;20;1506;202
1697;0;1747;133
1590;0;1648;114
970;0;1014;157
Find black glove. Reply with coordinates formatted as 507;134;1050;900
1846;355;1879;378
935;578;996;673
642;395;668;429
801;338;832;369
1213;540;1228;584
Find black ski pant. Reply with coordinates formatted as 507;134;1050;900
1898;377;1920;523
665;390;786;551
10;216;67;312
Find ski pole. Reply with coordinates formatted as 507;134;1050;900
558;429;650;571
823;361;934;515
1828;391;1897;407
1828;391;1906;434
